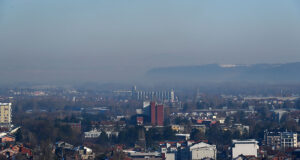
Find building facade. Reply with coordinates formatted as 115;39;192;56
151;102;156;125
84;129;101;138
156;105;164;126
0;103;12;125
160;141;216;160
281;132;297;148
264;131;298;149
189;142;217;160
131;86;176;103
232;139;259;159
150;102;164;126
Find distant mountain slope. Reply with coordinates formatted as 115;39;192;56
146;62;300;83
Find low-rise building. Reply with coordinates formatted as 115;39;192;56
233;124;249;135
137;117;144;126
0;135;15;143
175;134;190;140
232;139;259;159
189;142;217;160
171;125;184;133
162;152;176;160
84;129;101;138
162;141;216;160
55;141;74;150
128;151;162;160
84;129;118;139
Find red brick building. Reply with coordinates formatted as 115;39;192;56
150;102;156;125
156;105;164;126
150;102;164;126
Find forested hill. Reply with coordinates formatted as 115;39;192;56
147;62;300;83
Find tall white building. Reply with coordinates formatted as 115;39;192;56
170;89;175;103
232;139;259;159
0;103;12;125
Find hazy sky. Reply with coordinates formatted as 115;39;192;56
1;0;300;84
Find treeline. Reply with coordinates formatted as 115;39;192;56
95;126;177;149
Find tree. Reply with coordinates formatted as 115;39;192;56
224;117;231;125
15;128;23;141
183;103;189;112
242;102;249;108
97;131;109;145
190;129;204;141
117;127;139;147
296;99;300;109
163;127;176;140
222;130;232;145
145;128;157;148
0;155;7;160
196;102;204;109
174;117;190;125
232;130;241;139
206;125;221;144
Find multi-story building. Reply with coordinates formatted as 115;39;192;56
0;103;12;125
132;86;176;103
156;105;164;126
264;131;298;149
150;102;164;126
264;131;281;149
151;102;157;125
280;132;297;148
232;139;259;159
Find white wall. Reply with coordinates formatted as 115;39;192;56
191;148;216;160
165;153;175;160
232;143;258;159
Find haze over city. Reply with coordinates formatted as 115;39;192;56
1;0;300;84
2;1;300;160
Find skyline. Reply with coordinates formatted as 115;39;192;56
1;0;300;84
